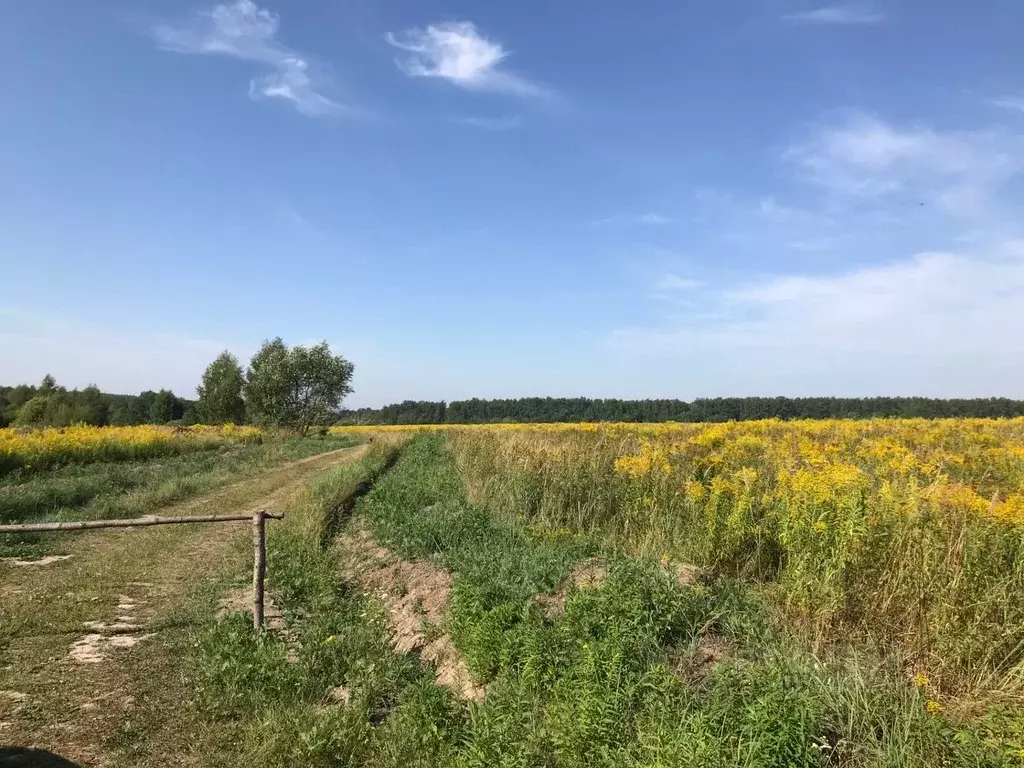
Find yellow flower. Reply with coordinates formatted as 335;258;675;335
912;672;929;687
925;699;943;715
813;521;828;533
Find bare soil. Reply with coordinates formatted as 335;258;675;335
536;557;607;617
336;526;485;702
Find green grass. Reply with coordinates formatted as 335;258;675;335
190;434;1022;767
0;434;359;557
192;441;442;767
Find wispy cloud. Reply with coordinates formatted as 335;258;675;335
153;0;346;117
757;197;802;221
784;4;885;24
656;274;701;291
785;113;1024;216
990;96;1024;114
612;245;1024;395
593;212;672;227
386;21;546;97
613;108;1024;395
452;115;522;130
637;213;672;225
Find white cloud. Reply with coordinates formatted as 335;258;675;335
757;197;802;221
612;246;1024;395
386;21;545;97
788;237;839;252
656;274;701;291
786;113;1024;216
453;114;522;130
154;0;345;117
637;212;671;225
990;96;1024;114
593;212;672;227
613;106;1024;396
784;5;885;24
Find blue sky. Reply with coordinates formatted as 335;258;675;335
3;0;1024;407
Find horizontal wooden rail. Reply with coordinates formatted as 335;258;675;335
0;512;283;534
0;510;284;631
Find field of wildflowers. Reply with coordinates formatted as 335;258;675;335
337;419;1024;693
0;424;263;478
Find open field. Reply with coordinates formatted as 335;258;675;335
2;421;1024;766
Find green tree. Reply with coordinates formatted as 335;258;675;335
79;384;109;426
196;351;246;424
14;396;48;425
149;389;180;424
136;391;157;423
1;384;36;426
244;338;354;434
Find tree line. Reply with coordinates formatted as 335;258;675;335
337;396;1024;425
7;354;1024;430
0;376;192;428
1;339;354;433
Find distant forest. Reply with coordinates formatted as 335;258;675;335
338;396;1024;425
6;377;1024;429
0;376;193;428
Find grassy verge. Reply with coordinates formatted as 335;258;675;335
0;434;359;557
191;440;447;767
193;434;1022;767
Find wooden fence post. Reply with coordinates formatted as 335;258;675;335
0;509;282;634
252;510;266;630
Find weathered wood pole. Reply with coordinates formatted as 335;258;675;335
252;510;267;630
0;512;282;534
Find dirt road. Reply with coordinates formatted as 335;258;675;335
0;445;366;767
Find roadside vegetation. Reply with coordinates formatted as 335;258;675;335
0;432;359;557
191;432;1023;766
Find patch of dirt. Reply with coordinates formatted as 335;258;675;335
670;561;705;586
69;588;155;663
537;557;607;617
217;587;298;660
337;527;485;701
0;555;73;567
328;685;351;706
670;635;734;681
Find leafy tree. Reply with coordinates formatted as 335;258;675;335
14;396;49;425
196;351;246;424
79;384;109;426
244;338;354;434
137;391;158;423
108;400;136;426
149;389;182;424
1;384;36;426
